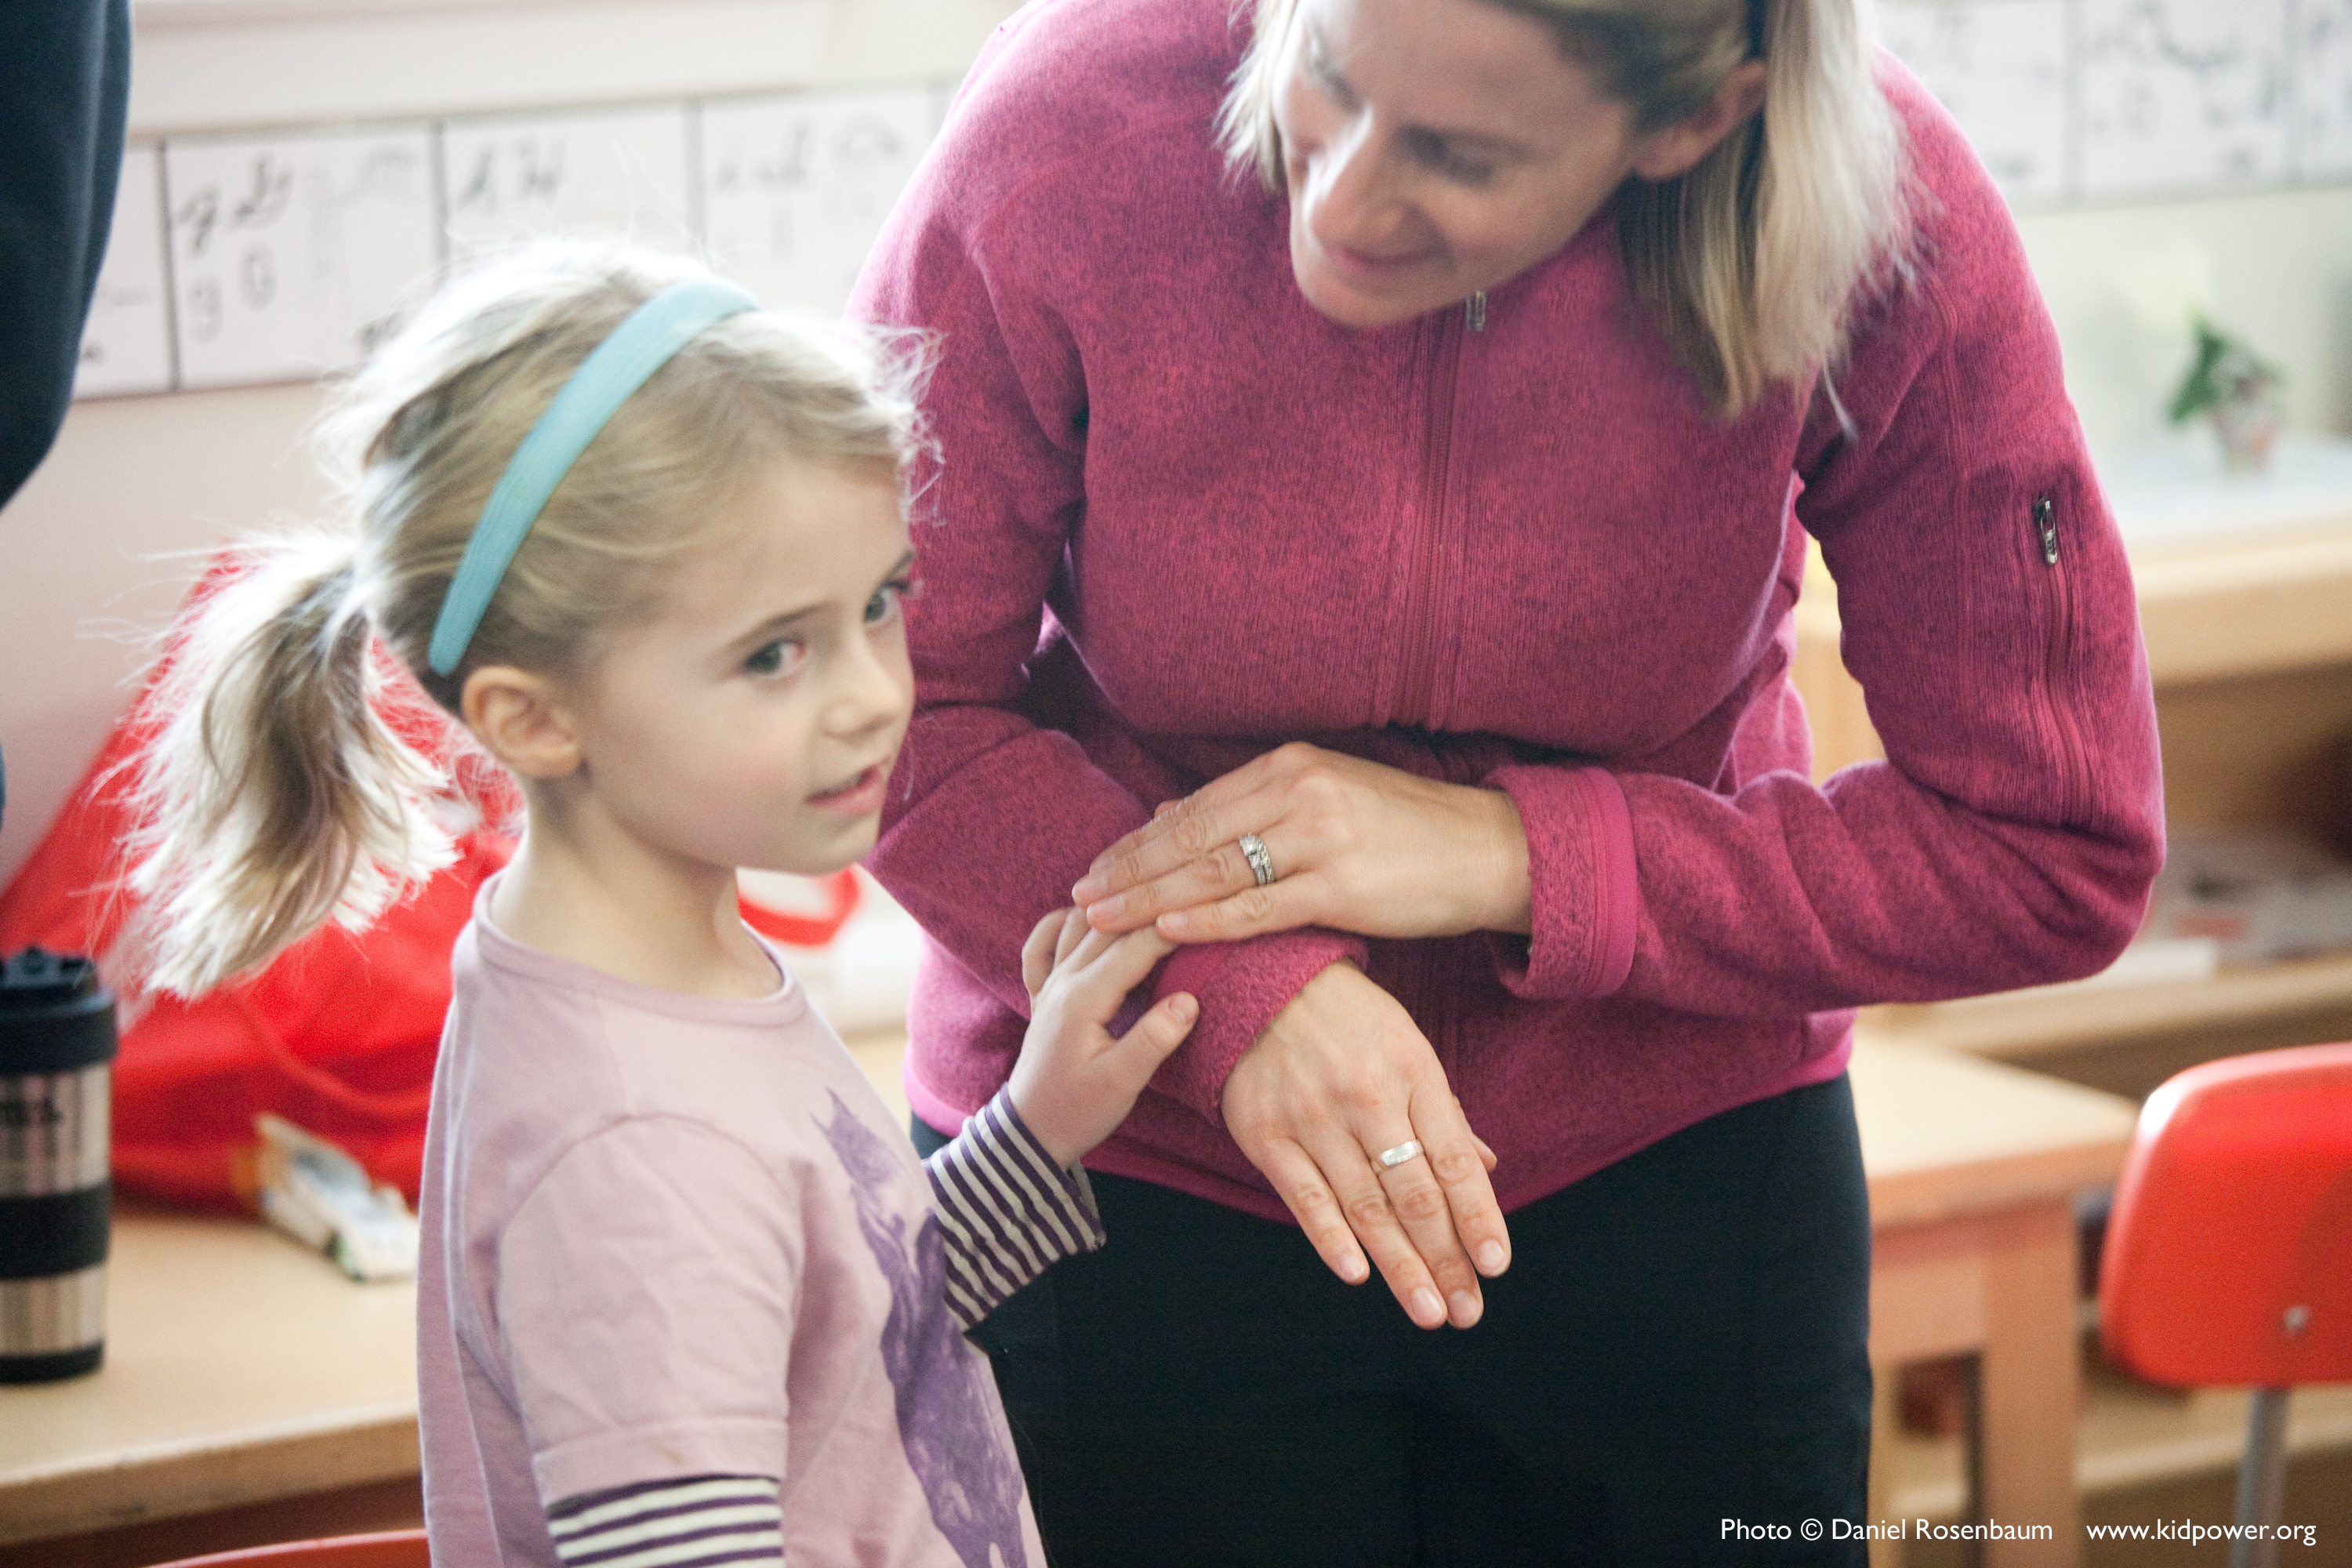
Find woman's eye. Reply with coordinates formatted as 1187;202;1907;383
744;638;804;677
1406;132;1494;185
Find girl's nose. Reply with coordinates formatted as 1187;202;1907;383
830;637;913;738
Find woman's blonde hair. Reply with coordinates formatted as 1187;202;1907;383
1218;0;1911;416
129;241;929;996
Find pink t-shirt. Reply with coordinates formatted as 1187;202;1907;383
416;885;1046;1566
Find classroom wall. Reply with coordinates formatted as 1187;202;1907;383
4;0;2351;887
0;0;1021;887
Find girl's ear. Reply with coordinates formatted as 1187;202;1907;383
1630;59;1768;183
461;666;583;779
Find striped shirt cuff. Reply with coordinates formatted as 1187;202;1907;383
925;1086;1107;1331
546;1473;781;1567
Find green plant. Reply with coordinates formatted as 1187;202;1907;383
2168;315;2282;425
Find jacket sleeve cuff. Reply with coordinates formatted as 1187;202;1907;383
1483;764;1637;1000
1147;928;1369;1123
926;1086;1107;1332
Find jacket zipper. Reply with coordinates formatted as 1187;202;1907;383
1395;296;1477;726
2032;494;2089;823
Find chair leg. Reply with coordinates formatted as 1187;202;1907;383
2228;1386;2289;1568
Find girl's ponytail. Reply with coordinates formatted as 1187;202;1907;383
129;530;456;997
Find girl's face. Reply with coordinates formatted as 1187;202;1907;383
1273;0;1649;328
564;457;916;883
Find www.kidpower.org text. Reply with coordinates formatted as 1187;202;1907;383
1724;1519;2319;1547
2087;1519;2319;1547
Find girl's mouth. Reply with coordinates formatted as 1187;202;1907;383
808;764;887;815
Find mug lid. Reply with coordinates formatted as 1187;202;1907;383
0;949;118;1072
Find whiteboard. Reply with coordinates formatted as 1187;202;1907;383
1880;0;2071;203
2295;0;2352;175
164;128;439;389
441;105;695;259
2077;0;2290;197
74;145;175;398
700;87;935;314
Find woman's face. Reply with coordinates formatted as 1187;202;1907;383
1273;0;1650;328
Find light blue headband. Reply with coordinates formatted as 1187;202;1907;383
426;277;762;677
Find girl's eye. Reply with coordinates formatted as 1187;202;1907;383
865;577;918;628
744;638;805;677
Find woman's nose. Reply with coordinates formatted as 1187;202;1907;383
1305;117;1405;251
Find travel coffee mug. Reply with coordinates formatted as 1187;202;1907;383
0;948;118;1382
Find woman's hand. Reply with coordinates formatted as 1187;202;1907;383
1070;742;1532;942
1220;960;1509;1330
1008;908;1199;1167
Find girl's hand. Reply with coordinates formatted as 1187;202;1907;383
1219;960;1509;1330
1069;742;1533;943
1008;908;1199;1167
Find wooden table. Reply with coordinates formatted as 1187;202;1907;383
0;1203;419;1565
1851;1038;2141;1568
0;1039;2136;1566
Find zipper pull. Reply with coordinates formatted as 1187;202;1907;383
1466;291;1486;332
2033;495;2058;564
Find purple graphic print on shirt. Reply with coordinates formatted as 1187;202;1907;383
820;1093;1029;1568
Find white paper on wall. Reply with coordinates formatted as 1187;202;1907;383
2078;0;2289;198
700;87;935;315
1881;0;2073;203
2292;0;2352;175
74;144;174;398
441;106;695;259
165;128;439;390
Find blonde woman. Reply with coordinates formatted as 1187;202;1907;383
856;0;2161;1559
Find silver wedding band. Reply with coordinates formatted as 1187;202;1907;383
1376;1139;1425;1169
1238;831;1276;887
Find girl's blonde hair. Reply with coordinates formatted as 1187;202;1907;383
129;241;929;996
1217;0;1911;416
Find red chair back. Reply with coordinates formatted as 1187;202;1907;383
146;1529;430;1566
2099;1042;2352;1388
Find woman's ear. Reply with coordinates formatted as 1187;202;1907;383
461;666;583;780
1630;59;1768;183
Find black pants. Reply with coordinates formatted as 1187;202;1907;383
916;1075;1872;1567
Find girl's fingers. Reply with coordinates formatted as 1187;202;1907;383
1111;991;1196;1075
1052;905;1093;966
1021;909;1066;1000
1080;921;1180;993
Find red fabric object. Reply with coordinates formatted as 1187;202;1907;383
0;551;514;1209
737;869;859;947
147;1530;430;1567
2100;1042;2352;1388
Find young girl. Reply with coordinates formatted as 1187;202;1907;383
129;242;1200;1568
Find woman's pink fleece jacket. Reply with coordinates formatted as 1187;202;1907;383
852;0;2165;1221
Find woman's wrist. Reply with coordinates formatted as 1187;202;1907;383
1463;784;1534;936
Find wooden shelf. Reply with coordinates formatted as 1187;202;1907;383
1857;951;2352;1062
2132;524;2352;684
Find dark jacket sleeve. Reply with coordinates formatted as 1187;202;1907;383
1;0;132;512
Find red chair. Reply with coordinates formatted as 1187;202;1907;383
2099;1042;2352;1568
146;1530;429;1567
